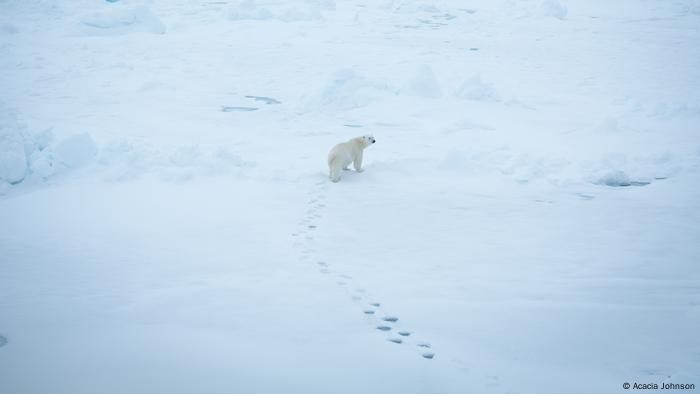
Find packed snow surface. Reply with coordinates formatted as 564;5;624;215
1;0;699;393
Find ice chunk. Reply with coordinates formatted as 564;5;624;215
55;133;98;168
541;0;567;20
0;111;28;184
29;150;57;180
0;151;26;184
32;128;54;151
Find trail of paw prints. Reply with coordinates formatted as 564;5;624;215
292;181;327;256
344;285;436;360
295;179;434;361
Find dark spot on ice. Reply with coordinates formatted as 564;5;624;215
376;326;392;331
364;310;375;314
398;331;411;336
0;335;7;348
469;47;479;51
383;316;399;322
388;338;402;344
317;261;327;266
344;124;363;128
433;13;456;20
630;181;651;186
422;352;435;359
418;19;447;28
417;343;431;348
221;106;258;112
369;302;380;307
308;225;316;229
244;95;281;105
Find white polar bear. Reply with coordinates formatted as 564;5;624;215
327;135;376;182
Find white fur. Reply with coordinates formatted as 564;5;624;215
327;135;375;182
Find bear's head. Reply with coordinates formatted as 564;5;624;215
358;134;376;148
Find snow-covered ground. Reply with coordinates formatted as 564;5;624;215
1;0;699;393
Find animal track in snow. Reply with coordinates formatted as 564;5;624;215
296;178;435;361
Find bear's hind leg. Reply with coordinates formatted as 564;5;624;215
329;165;341;182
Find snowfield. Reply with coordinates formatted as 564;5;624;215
1;0;699;393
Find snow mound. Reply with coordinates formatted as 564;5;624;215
541;0;568;20
454;75;499;101
80;6;166;35
315;69;392;110
1;108;251;194
401;65;442;99
596;169;631;187
226;0;330;22
99;139;252;183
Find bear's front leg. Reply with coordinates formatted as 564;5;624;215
353;151;364;172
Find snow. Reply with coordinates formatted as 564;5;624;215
79;5;166;35
226;0;328;22
455;75;499;101
316;69;392;110
1;0;699;393
401;65;442;98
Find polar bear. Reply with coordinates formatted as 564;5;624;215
328;135;376;182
